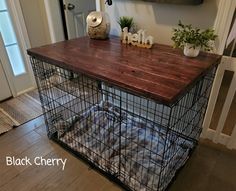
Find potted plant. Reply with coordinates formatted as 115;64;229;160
118;16;134;32
171;21;217;57
117;16;134;40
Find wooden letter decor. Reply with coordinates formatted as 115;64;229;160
122;27;154;49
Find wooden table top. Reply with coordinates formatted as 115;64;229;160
27;36;221;106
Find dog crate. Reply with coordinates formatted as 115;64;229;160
28;37;220;191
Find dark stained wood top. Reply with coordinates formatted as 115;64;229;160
27;36;221;106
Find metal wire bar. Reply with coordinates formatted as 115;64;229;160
30;56;217;191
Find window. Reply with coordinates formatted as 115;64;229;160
0;0;26;75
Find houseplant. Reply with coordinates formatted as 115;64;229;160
171;21;217;57
117;16;134;32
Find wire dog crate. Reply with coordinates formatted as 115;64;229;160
30;55;217;191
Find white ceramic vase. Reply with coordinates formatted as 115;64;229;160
183;43;201;57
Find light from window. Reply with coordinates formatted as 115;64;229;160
0;0;26;76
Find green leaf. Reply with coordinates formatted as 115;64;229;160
171;20;218;51
117;16;134;31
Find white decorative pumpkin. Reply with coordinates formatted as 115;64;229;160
86;11;110;40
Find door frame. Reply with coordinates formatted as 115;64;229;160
1;0;36;97
0;54;12;101
44;0;101;41
201;0;236;149
0;33;16;97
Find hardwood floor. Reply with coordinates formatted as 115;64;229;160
0;89;42;135
0;91;42;125
0;116;120;191
1;116;236;191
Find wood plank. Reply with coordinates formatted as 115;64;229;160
0;152;61;191
0;131;41;158
2;115;236;190
34;147;89;191
34;123;47;137
66;169;121;191
0;121;44;187
17;94;42;115
0;116;121;191
27;36;221;105
0;116;43;146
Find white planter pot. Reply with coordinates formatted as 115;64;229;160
183;43;201;57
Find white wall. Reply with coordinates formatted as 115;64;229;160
19;0;219;46
44;0;65;43
19;0;52;47
104;0;219;45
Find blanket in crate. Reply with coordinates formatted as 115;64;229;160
58;101;193;191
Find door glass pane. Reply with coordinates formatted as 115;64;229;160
0;2;26;76
6;44;25;76
0;0;7;11
0;11;17;45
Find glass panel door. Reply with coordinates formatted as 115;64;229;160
0;0;26;76
0;0;35;95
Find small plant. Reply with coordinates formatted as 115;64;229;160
171;21;217;51
117;16;134;32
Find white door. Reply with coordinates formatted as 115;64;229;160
63;0;96;39
0;59;11;101
0;0;35;96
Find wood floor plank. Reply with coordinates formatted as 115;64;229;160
1;115;235;191
0;152;60;191
34;123;48;137
17;94;42;115
0;164;18;187
0;136;55;188
34;149;89;191
0;95;42;125
0;116;43;146
0;116;122;191
66;170;107;191
0;131;41;157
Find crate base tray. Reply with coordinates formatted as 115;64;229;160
49;131;196;191
50;132;133;191
46;100;194;190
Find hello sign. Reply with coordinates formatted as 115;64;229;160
122;27;154;49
